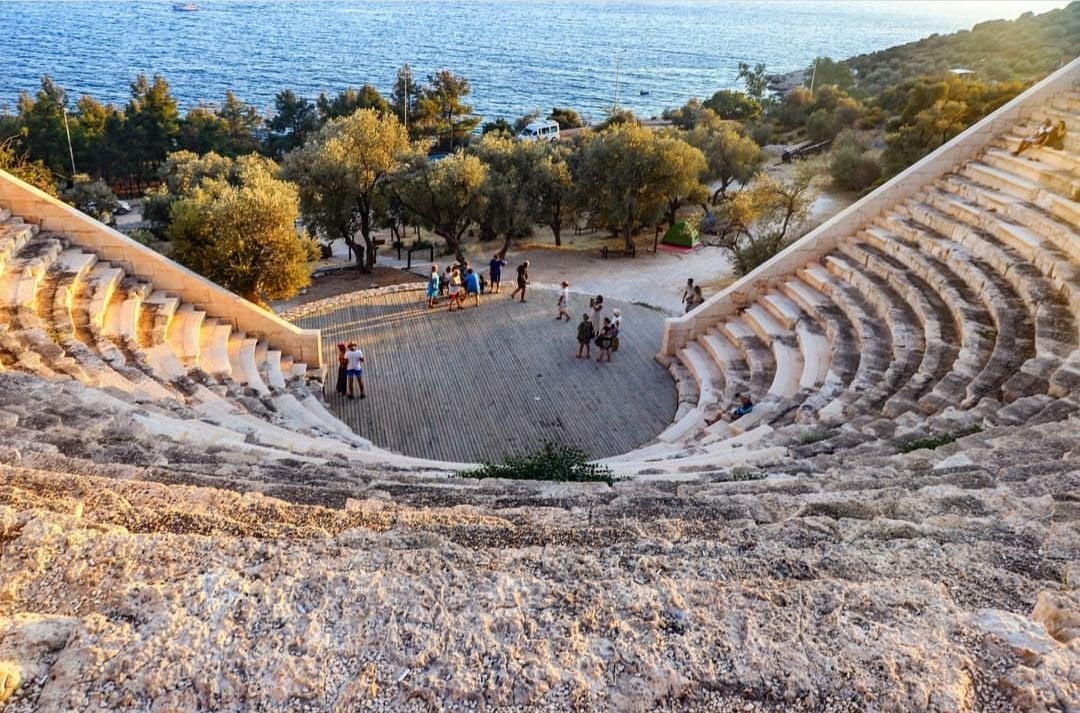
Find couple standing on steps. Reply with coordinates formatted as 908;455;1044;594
335;342;365;399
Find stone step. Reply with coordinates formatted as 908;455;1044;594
0;218;38;274
909;196;1078;357
677;341;724;413
859;226;997;406
937;174;1080;266
140;291;180;347
796;263;893;416
227;331;270;395
741;304;803;398
882;207;1054;401
961;160;1079;226
264;349;286;390
776;278;859;418
717;317;775;399
981;148;1079;201
843;241;963;415
823;251;925;416
0;234;67;311
198;317;233;376
924;187;1080;318
167;303;207;369
699;329;749;409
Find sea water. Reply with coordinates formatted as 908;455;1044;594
1;0;1068;122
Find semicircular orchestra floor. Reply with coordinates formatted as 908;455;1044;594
295;286;677;463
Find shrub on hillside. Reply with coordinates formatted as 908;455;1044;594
829;131;881;192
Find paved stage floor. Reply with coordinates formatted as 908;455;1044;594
295;287;677;463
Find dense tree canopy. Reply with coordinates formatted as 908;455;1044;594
283;109;414;271
684;110;765;202
414;71;481;150
390;152;487;261
577;123;705;249
166;155;315;304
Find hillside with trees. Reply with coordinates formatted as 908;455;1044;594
846;1;1079;95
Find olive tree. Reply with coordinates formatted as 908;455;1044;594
708;163;820;275
577;123;705;249
284;108;413;272
389;152;487;262
167;156;315;305
685;110;765;202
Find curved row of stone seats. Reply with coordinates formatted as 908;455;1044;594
617;86;1080;476
0;205;455;472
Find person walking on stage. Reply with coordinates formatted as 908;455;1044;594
343;342;365;399
510;260;530;302
489;254;507;294
556;280;571;321
426;264;440;308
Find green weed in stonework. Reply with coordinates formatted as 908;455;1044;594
895;424;983;454
799;430;835;445
460;442;615;485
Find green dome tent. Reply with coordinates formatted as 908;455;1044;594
662;220;700;248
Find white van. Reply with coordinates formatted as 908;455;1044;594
517;119;560;142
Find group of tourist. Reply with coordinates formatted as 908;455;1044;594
334;342;365;399
425;254;532;310
574;294;622;363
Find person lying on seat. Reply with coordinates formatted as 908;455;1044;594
1013;118;1054;155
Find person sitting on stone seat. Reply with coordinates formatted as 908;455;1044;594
1045;119;1067;151
1013;118;1053;155
708;394;754;425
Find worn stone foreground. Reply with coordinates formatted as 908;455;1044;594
1;415;1077;712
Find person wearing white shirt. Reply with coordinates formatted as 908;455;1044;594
556;280;571;321
343;342;365;399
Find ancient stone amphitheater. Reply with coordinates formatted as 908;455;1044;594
0;63;1077;712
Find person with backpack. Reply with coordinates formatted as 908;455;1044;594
575;313;594;359
595;317;616;363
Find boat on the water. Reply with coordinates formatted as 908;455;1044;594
173;3;200;11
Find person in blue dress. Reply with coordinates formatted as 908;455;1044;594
464;268;481;307
488;254;507;294
426;264;440;308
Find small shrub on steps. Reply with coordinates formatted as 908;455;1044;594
895;424;983;454
461;442;614;485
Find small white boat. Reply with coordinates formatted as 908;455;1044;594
173;3;200;11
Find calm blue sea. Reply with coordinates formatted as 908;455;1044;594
1;0;1069;122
